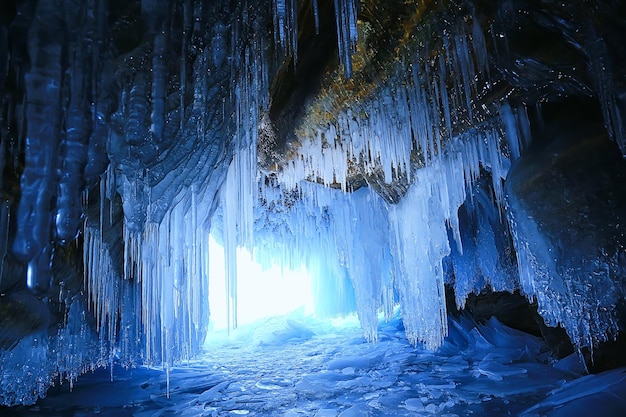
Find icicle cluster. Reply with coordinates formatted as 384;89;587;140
258;104;528;349
13;0;65;294
66;1;272;398
258;14;538;349
12;0;110;295
219;22;269;330
0;297;104;406
272;0;358;75
334;0;359;78
277;17;490;193
273;0;299;63
221;144;258;330
81;4;272;380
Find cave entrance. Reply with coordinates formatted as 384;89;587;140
206;235;314;333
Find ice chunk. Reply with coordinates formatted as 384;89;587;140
522;368;626;416
405;398;426;411
315;409;338;417
326;353;384;371
338;404;371;417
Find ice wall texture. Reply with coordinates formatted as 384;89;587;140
1;0;268;405
1;0;626;406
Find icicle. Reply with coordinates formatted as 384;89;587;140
56;17;91;243
222;172;239;332
586;22;625;155
390;163;452;350
312;0;320;34
500;102;521;160
471;17;489;76
438;55;453;140
141;0;165;34
333;0;358;78
84;110;110;186
272;0;298;63
220;141;258;331
290;0;298;65
13;0;65;293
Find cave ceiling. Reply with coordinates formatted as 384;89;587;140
261;0;624;203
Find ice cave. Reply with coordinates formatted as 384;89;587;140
1;0;626;415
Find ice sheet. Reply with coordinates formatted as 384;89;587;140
12;311;623;417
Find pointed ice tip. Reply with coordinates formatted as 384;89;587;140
26;248;53;296
27;262;51;296
55;211;82;244
12;237;38;263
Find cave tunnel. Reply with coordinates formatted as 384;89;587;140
1;0;626;415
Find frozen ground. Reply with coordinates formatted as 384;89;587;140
5;310;626;417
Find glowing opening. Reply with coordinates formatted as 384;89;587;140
207;235;314;331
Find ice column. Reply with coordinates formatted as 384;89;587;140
328;187;394;341
219;23;268;330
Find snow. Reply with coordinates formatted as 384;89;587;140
12;311;626;416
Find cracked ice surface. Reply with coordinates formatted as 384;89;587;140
9;312;626;417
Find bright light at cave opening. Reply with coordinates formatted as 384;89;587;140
207;235;314;332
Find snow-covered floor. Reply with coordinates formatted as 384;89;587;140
7;311;626;416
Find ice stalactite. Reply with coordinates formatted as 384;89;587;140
278;16;490;194
56;0;93;243
0;0;115;404
586;26;625;157
389;167;451;350
219;22;268;331
0;201;9;279
125;76;149;148
0;295;103;405
314;186;394;342
311;0;320;34
272;0;298;63
222;154;243;331
271;0;358;75
333;0;358;78
82;1;271;381
13;0;65;294
110;189;211;375
83;0;112;187
257;101;524;347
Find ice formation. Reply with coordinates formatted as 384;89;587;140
1;0;625;407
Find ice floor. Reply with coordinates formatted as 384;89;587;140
6;311;626;417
